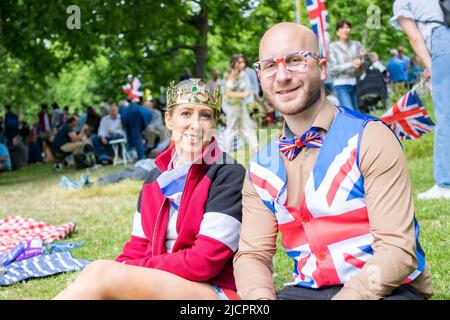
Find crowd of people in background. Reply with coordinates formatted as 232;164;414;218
0;18;428;175
0;97;167;173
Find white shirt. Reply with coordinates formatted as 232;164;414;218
164;155;187;253
390;0;444;51
165;206;178;253
97;115;124;138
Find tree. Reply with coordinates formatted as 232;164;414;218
0;0;413;118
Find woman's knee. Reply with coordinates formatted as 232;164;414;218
75;259;115;288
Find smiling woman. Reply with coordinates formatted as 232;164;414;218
165;104;217;165
53;78;246;300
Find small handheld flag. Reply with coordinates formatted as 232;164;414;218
381;89;434;140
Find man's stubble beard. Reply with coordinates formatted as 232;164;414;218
267;77;323;116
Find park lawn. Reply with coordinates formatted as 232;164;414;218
0;124;449;300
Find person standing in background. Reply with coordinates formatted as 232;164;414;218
120;97;153;160
207;69;222;92
397;46;411;73
328;20;364;112
387;49;408;84
222;54;258;154
4;105;19;147
390;0;450;199
38;104;52;141
51;103;65;136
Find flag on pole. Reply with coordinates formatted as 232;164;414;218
295;0;301;23
381;89;434;140
123;75;143;102
305;0;330;59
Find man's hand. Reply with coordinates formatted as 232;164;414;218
101;137;108;145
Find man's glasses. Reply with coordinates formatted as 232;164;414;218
254;50;320;79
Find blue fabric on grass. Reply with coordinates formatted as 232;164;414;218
0;251;90;286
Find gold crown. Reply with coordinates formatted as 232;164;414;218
166;78;222;111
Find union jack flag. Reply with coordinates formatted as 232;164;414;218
277;128;323;161
250;109;425;287
157;161;191;210
306;0;330;59
123;76;144;102
381;90;434;140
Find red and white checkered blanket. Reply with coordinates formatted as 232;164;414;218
0;215;76;254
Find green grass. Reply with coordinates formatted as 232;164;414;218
0;104;449;299
0;163;140;299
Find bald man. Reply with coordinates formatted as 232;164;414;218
233;22;432;300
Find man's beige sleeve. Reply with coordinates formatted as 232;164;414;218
233;172;279;300
333;121;419;300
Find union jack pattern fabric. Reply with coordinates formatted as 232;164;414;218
157;159;191;210
249;107;425;288
156;140;220;210
122;76;144;102
277;128;323;161
306;0;330;58
0;216;76;254
381;89;434;140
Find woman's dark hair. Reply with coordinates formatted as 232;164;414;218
336;19;352;31
227;54;244;79
229;54;244;69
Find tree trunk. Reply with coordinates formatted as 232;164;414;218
193;7;208;79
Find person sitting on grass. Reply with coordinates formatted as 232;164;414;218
53;116;91;156
0;134;12;172
9;135;28;171
54;78;245;300
233;22;432;300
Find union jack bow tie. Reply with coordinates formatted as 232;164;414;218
277;128;323;160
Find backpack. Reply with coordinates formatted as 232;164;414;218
356;68;388;111
74;144;96;170
441;0;450;26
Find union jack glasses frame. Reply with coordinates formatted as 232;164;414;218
254;50;320;79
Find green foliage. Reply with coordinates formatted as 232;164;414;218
0;1;421;118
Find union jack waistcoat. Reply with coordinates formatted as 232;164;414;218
249;107;425;288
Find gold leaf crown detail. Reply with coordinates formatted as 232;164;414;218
166;78;222;111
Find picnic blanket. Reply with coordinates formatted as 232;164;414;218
0;216;76;254
0;251;90;286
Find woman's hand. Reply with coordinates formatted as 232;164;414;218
351;58;362;68
240;90;251;98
